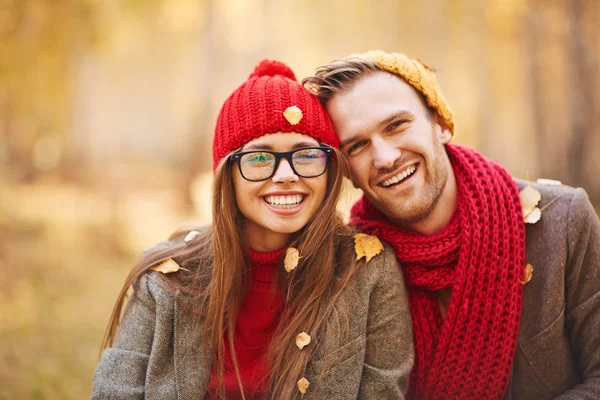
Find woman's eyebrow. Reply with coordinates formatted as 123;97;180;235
292;141;319;149
243;141;318;151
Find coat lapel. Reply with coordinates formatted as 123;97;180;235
174;296;211;399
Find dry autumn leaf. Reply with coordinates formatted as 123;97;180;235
284;247;300;272
184;230;200;243
521;263;534;285
354;233;384;263
295;332;311;350
283;105;303;125
519;185;541;218
297;377;310;395
524;207;541;224
151;258;187;274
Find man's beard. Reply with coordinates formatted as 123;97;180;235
380;140;450;227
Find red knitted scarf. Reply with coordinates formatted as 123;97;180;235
351;144;525;399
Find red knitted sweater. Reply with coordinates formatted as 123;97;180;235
207;247;286;399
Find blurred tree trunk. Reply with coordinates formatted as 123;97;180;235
565;0;592;187
524;0;546;179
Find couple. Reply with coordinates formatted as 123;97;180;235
92;51;600;399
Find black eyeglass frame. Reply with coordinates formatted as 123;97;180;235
230;146;333;182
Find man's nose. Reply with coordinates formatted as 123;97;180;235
272;159;299;184
371;136;401;170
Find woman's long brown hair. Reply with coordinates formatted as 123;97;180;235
101;147;360;399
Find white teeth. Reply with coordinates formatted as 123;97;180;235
382;165;417;187
264;194;305;208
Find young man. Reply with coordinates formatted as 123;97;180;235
304;50;600;399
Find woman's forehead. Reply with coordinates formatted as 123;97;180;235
242;132;319;151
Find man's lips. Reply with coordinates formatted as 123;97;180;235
378;163;419;188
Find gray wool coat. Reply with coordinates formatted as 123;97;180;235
505;180;600;399
91;243;414;399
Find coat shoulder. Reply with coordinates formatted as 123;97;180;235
514;178;592;222
350;232;404;288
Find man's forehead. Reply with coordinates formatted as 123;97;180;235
327;72;423;137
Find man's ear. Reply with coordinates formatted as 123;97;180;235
433;113;452;144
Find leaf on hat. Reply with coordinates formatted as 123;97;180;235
283;105;303;125
295;332;311;350
521;263;534;285
284;247;300;272
151;258;188;274
184;230;200;243
354;233;384;263
297;377;310;395
519;185;542;224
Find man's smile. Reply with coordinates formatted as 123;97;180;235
379;162;419;188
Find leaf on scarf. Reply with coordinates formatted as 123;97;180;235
283;105;303;125
295;332;311;350
297;377;310;394
520;185;542;224
151;258;188;274
284;247;300;272
354;233;384;263
183;230;200;243
521;263;534;285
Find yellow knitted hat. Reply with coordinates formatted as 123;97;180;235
351;50;455;136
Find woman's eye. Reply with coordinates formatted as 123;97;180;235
244;153;272;164
250;154;268;162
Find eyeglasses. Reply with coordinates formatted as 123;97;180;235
231;146;333;181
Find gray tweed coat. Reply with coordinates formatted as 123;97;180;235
505;181;600;399
91;243;414;399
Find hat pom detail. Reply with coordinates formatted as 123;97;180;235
249;59;297;81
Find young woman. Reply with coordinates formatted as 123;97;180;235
91;60;413;399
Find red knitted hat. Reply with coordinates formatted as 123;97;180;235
212;59;339;170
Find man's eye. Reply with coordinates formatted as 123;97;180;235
347;141;366;155
389;120;407;130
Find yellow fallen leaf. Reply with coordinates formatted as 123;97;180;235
297;377;310;394
524;207;541;224
183;230;200;243
151;258;187;274
295;332;311;350
283;105;303;125
284;247;300;272
536;178;562;186
519;185;541;218
521;263;534;285
354;233;384;263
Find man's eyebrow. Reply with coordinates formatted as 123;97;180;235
339;110;414;150
378;110;413;130
339;135;363;150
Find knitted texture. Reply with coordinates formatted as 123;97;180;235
213;59;339;170
208;247;286;399
352;50;455;136
351;144;525;399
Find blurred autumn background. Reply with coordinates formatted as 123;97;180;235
1;0;599;398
